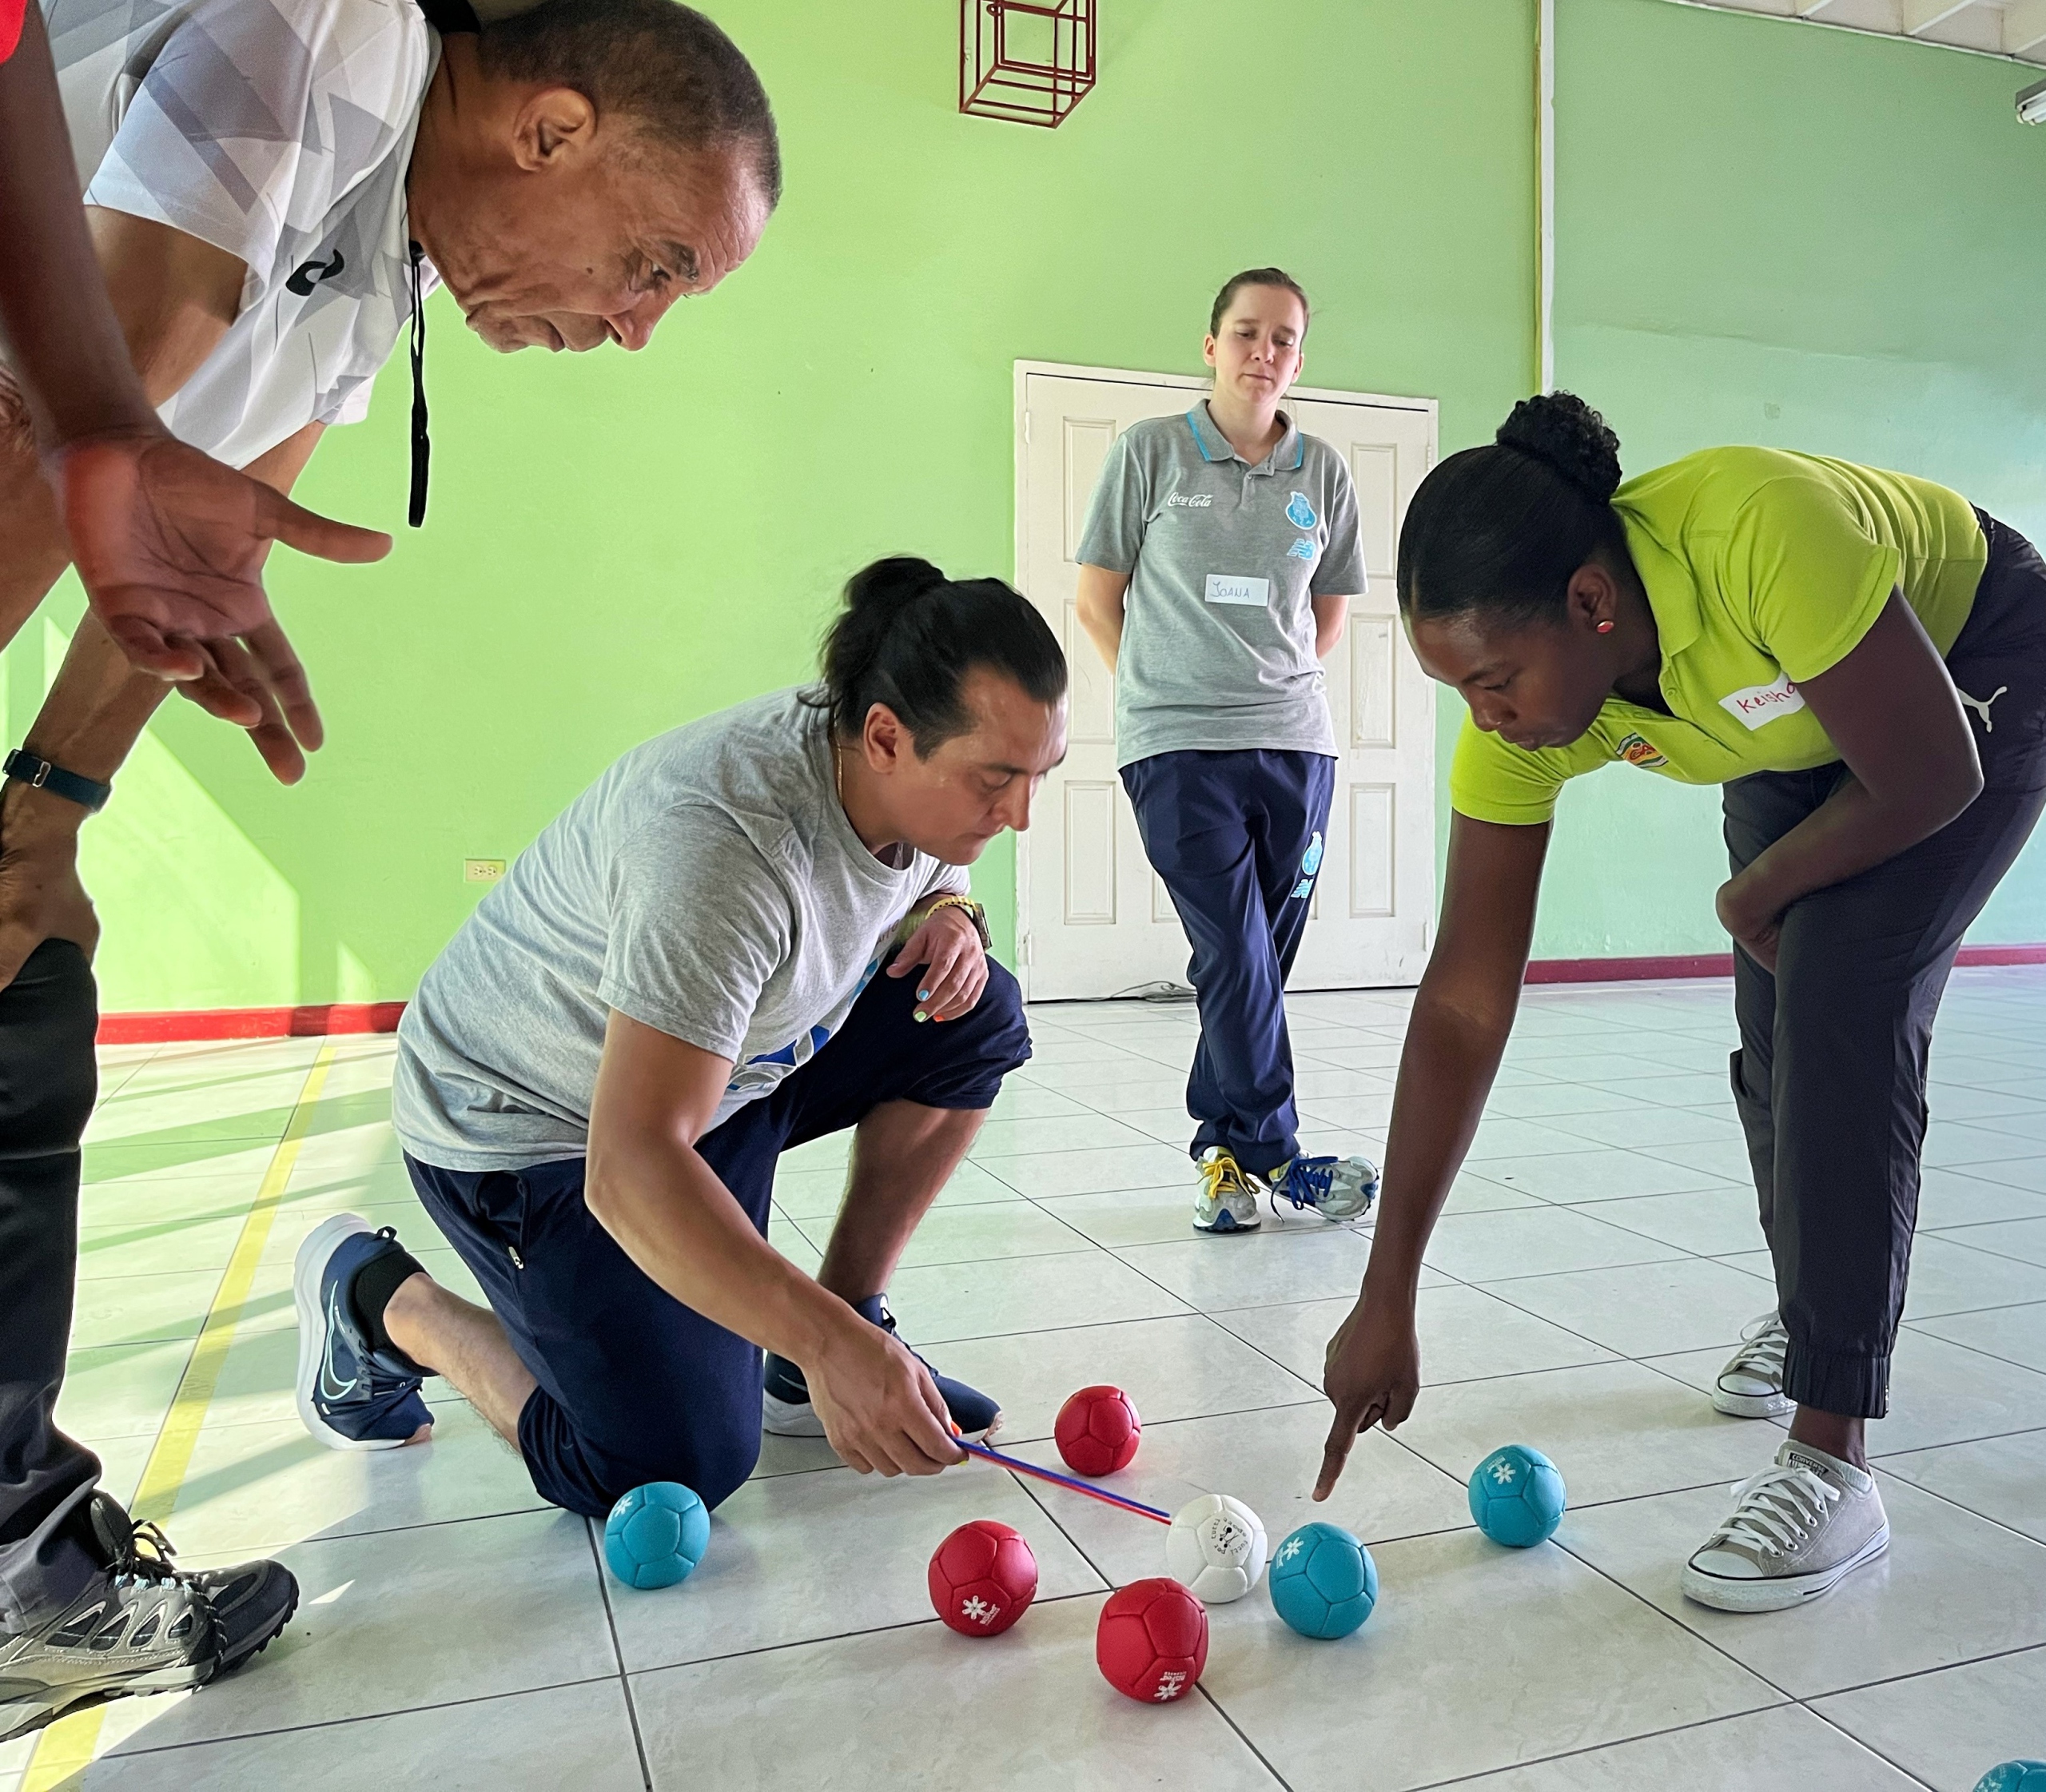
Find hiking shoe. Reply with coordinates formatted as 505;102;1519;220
0;1495;297;1743
1713;1311;1793;1418
1193;1146;1261;1234
294;1213;433;1452
763;1294;1001;1442
1681;1440;1889;1613
1265;1152;1379;1223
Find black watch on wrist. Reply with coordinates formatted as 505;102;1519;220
2;749;112;814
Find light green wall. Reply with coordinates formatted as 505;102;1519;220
25;0;1536;1009
14;0;2046;1009
1540;0;2046;958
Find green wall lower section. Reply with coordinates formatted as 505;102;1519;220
13;0;2044;1008
1542;0;2046;958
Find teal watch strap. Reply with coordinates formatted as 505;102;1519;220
3;749;111;814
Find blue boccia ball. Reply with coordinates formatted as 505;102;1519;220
1467;1444;1567;1549
1268;1522;1379;1639
603;1482;711;1591
1976;1764;2046;1792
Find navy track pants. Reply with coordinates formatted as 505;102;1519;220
1121;748;1335;1173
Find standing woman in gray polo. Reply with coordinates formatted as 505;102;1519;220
1074;268;1379;1235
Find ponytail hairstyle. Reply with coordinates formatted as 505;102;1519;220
1209;266;1311;337
809;556;1067;755
1396;392;1627;629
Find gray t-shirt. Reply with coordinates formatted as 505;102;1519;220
1077;405;1367;770
392;688;968;1172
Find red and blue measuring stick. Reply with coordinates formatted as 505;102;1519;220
956;1436;1171;1525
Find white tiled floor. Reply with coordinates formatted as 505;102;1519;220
11;972;2046;1790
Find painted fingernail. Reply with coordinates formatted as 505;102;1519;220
918;989;930;1001
914;1009;928;1023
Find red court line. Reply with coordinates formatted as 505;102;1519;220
97;943;2046;1042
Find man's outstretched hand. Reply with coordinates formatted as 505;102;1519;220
54;428;390;725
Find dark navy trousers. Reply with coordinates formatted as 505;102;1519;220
407;949;1030;1519
1121;749;1335;1174
1725;511;2046;1419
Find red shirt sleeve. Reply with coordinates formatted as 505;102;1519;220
0;0;28;62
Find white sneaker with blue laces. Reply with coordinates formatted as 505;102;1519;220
1264;1152;1379;1222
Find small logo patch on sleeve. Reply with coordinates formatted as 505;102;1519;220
1615;731;1668;770
1718;671;1804;729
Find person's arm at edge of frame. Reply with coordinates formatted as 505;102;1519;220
0;10;386;681
1312;812;1550;1500
1714;590;1982;973
1075;565;1130;673
0;421;325;989
583;1010;967;1477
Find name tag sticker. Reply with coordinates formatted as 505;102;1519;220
1205;574;1270;607
1718;671;1805;730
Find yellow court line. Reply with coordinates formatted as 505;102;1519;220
24;1040;339;1792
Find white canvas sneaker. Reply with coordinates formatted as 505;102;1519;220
1682;1439;1889;1612
1713;1311;1793;1419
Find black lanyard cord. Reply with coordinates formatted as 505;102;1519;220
408;238;429;528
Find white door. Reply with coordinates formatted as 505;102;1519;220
1013;361;1437;1002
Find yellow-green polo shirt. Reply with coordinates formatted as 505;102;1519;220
1449;447;1988;827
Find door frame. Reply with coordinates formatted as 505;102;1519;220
1011;359;1440;1002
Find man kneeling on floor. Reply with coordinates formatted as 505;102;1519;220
293;560;1067;1511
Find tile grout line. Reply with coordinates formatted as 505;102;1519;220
25;1042;340;1792
582;1517;654;1791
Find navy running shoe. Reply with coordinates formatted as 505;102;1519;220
294;1213;434;1451
762;1293;1001;1442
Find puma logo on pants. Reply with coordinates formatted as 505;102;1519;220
1959;685;2008;732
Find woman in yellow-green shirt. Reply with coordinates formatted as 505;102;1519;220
1311;392;2046;1614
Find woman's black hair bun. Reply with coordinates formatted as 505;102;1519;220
1495;391;1622;505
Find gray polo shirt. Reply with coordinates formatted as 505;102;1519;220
1077;405;1367;770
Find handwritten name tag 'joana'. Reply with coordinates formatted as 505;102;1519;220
1205;575;1271;607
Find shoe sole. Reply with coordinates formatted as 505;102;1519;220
294;1212;412;1453
762;1389;1001;1445
0;1579;299;1744
1679;1523;1890;1612
1710;1386;1795;1419
1192;1210;1261;1233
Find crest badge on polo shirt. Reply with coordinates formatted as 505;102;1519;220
1285;492;1317;529
1615;731;1668;771
1718;670;1805;729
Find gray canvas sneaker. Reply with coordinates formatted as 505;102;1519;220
1682;1439;1889;1612
1712;1311;1794;1419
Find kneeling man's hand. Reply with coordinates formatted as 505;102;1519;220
888;904;987;1022
806;1313;965;1478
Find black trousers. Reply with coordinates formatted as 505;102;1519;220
1726;512;2046;1419
0;942;102;1632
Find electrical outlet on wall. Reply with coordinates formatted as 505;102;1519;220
464;858;507;884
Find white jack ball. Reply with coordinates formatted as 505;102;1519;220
1166;1493;1268;1604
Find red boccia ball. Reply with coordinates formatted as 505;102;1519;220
1095;1577;1208;1703
928;1519;1038;1637
1055;1384;1142;1478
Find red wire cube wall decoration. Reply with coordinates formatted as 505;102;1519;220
959;0;1097;129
